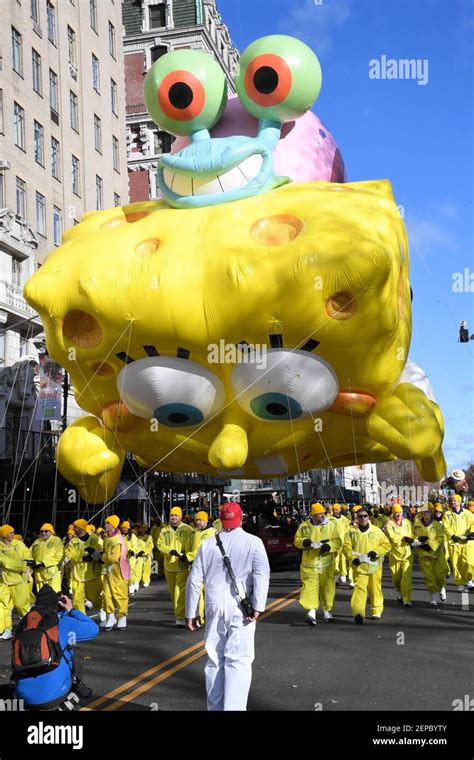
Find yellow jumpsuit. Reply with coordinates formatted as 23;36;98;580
442;509;474;585
344;525;391;618
150;523;165;576
157;523;193;621
184;526;216;619
414;520;448;595
0;539;32;632
384;518;415;603
329;514;350;580
65;534;102;613
138;533;154;585
101;533;129;618
294;520;342;613
31;535;65;592
123;533;140;590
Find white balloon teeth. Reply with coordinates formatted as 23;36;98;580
163;154;264;197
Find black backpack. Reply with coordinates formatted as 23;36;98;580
12;606;64;678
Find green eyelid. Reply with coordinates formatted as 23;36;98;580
144;49;228;136
235;34;322;123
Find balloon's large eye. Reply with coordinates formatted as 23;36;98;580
231;350;338;421
144;50;227;136
117;357;225;428
235;35;322;123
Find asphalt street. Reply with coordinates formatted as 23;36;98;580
0;564;472;712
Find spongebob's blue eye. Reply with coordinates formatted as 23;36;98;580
154;403;203;427
250;393;302;420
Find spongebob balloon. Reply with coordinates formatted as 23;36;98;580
24;35;446;505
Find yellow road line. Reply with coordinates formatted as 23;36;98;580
85;588;299;711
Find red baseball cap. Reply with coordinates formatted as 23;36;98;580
220;502;242;529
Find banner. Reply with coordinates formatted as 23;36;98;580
35;353;63;421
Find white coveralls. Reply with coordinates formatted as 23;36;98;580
185;527;270;712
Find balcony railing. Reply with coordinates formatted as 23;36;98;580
0;280;37;316
0;427;59;465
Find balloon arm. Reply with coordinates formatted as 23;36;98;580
366;383;446;482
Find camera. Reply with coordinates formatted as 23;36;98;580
240;596;254;618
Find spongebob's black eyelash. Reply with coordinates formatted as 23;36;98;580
235;336;320;353
299;339;320;352
116;346;191;364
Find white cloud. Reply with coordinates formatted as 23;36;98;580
277;0;352;56
405;215;454;254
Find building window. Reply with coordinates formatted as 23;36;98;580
14;102;25;150
70;91;79;132
31;0;40;22
0;173;5;208
47;2;56;44
51;137;60;180
155;130;174;155
90;0;97;32
53;206;62;246
72;155;80;196
93;114;102;153
151;45;168;64
112;135;119;171
34;120;44;165
110;78;118;115
12;258;22;287
36;191;46;236
49;69;59;113
149;4;166;29
92;54;100;92
32;49;42;94
95;175;103;210
113;192;120;207
12;27;23;76
67;26;76;66
15;177;26;218
108;21;116;59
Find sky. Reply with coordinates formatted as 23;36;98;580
217;0;474;472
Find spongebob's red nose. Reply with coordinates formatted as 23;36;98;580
329;391;376;418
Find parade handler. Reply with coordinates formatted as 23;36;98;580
294;503;342;624
101;515;131;631
185;502;270;711
343;509;391;623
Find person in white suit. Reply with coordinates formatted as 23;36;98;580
185;502;270;711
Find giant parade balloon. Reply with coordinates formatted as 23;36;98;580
24;35;446;504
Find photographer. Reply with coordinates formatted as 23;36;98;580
12;583;99;710
185;503;270;711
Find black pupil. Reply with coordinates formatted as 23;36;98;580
168;82;193;109
168;412;189;423
253;66;279;94
266;402;287;416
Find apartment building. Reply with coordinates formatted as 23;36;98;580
123;0;239;201
0;0;129;365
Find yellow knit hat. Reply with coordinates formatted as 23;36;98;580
311;503;325;515
195;511;209;523
96;527;105;534
392;504;403;513
86;524;96;534
120;520;131;530
332;503;341;511
170;506;182;517
352;505;362;513
450;494;462;503
105;515;120;529
73;519;89;532
0;525;15;538
40;523;55;535
13;534;23;541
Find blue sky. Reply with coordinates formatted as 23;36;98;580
218;0;474;472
